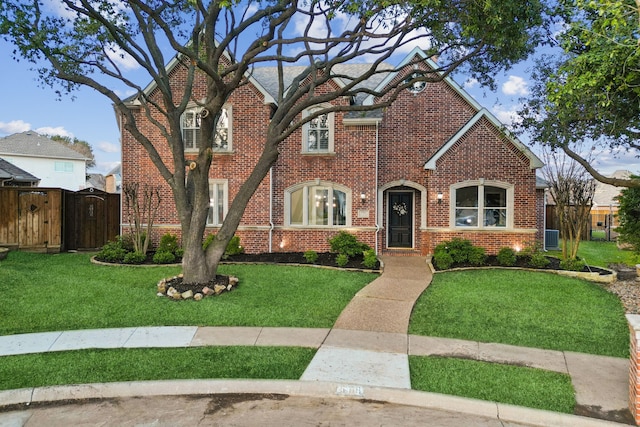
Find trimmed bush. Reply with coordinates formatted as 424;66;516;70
433;250;453;270
560;257;586;272
336;253;349;267
468;246;487;266
96;235;133;263
497;247;517;266
329;231;371;257
362;249;378;269
153;250;176;264
529;252;551;268
202;234;244;257
303;250;319;263
433;238;486;269
157;233;179;254
123;251;146;264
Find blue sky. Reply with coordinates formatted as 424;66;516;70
1;27;638;177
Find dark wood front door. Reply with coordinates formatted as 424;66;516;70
388;192;413;248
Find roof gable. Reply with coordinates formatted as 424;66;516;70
0;132;89;161
424;109;544;170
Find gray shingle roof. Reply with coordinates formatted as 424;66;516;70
0;132;89;161
0;158;40;183
593;170;631;207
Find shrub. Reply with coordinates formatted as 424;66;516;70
433;238;485;268
96;235;132;263
560;257;586;272
497;247;517;266
529;252;551;268
303;250;319;263
362;249;378;269
329;231;371;257
202;234;244;257
433;250;453;270
123;251;146;264
336;253;349;267
157;233;180;254
468;246;486;266
153;250;176;264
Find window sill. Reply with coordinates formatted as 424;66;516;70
301;152;336;157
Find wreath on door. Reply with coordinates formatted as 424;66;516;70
392;202;408;216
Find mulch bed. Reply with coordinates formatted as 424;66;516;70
225;251;380;271
436;255;613;275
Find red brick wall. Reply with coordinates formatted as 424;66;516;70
120;59;542;255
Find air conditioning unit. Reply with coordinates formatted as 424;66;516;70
545;229;559;250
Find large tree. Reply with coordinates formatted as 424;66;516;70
50;135;96;168
0;0;546;284
518;0;640;188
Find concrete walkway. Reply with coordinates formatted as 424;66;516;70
0;256;633;425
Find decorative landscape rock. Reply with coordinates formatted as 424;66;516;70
157;275;239;301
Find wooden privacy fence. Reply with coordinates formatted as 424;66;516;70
0;187;120;252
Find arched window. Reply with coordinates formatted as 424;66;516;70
286;182;351;226
452;180;513;228
181;106;232;152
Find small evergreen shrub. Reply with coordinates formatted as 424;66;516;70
96;235;132;263
336;253;349;267
225;235;244;256
362;249;378;269
433;238;485;269
433;250;453;270
153;250;176;264
529;252;551;268
329;231;371;257
303;250;319;263
123;251;146;264
497;247;517;266
202;233;215;250
560;257;586;271
157;233;179;254
468;246;486;266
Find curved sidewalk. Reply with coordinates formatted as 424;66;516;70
0;256;632;425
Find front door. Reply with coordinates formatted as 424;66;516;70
388;192;413;248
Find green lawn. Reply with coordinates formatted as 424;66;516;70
409;269;628;357
548;240;638;268
410;356;575;413
0;347;315;391
0;251;376;334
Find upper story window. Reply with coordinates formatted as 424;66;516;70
54;161;74;173
182;106;232;152
286;181;350;226
302;107;334;153
207;179;228;226
452;180;512;228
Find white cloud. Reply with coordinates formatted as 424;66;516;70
105;43;140;71
0;120;31;135
491;104;523;129
502;75;529;96
463;78;479;90
97;141;120;153
35;126;74;138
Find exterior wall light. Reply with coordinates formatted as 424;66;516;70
360;192;366;203
437;192;443;204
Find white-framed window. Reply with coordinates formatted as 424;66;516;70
54;161;73;173
286;181;350;226
302;107;334;153
181;106;232;152
452;180;513;228
207;179;228;226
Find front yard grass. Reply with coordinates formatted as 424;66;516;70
409;356;575;413
0;347;315;391
547;240;638;268
409;269;628;357
0;251;376;335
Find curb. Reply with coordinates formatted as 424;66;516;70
0;380;622;427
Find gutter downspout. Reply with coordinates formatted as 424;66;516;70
268;167;274;253
374;121;380;255
543;187;547;251
118;112;124;237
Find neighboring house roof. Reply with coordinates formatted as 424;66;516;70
0;131;89;161
593;170;631;207
0;157;40;185
86;173;106;190
106;164;121;176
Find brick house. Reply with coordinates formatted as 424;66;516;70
119;47;545;256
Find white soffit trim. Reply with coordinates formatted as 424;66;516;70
424;109;544;170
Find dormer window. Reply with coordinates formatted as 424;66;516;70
182;106;232;152
302;107;334;153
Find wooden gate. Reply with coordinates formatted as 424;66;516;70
64;188;120;251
